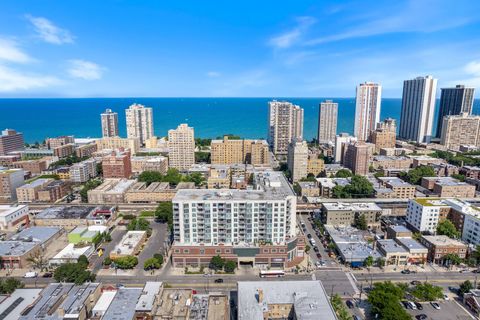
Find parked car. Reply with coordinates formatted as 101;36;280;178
42;272;53;278
313;246;319;252
411;280;421;286
414;302;423;310
24;272;37;278
430;302;441;310
353;315;362;320
415;314;427;320
407;301;417;310
401;270;411;274
448;286;459;294
316;253;322;259
346;300;354;309
443;294;449;300
214;278;223;283
307;234;312;239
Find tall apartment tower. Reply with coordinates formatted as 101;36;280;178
354;82;382;141
268;101;304;155
317;100;338;144
344;142;375;176
441;113;480;151
399;75;438;143
0;129;24;156
436;85;475;137
370;118;397;153
334;133;357;163
101;109;119;137
168;124;195;171
287;139;309;182
125;103;154;145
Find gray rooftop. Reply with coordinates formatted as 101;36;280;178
378;239;408;254
174;171;294;202
389;225;411;234
135;282;162;312
395;237;428;252
19;283;74;320
10;226;61;243
238;281;337;320
0;289;42;320
103;288;142;320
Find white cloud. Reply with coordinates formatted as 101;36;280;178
268;16;316;49
457;60;480;88
0;64;60;92
206;71;221;78
67;59;104;80
26;15;74;44
0;38;32;63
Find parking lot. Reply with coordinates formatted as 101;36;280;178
405;300;473;320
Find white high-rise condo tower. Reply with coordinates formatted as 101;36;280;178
354;82;382;141
399;75;438;143
100;109;119;138
268;101;304;155
125;103;154;145
318;100;338;144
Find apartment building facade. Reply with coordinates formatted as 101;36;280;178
167;124;195;171
268;101;304;155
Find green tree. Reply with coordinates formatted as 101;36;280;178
364;256;374;267
80;179;102;202
155;202;173;230
331;294;351;320
451;173;466;182
153;253;164;266
368;281;411;320
144;257;161;270
96;162;103;176
437;220;460;238
293;183;301;196
138;171;163;186
335;169;352;178
444;253;462;266
332;175;374;198
77;255;89;268
411;283;444;301
355;214;368;230
376;257;386;268
224;260;236;273
26;250;49;272
113;256;138;269
305;244;311;253
0;278;24;294
195;152;210;163
54;262;96;284
400;165;435;185
127;217;151;231
103;257;112;266
209;255;225;271
184;172;206;186
163;168;183;186
459;280;474;296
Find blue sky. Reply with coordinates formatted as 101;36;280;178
0;0;480;97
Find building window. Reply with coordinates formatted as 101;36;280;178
183;249;189;253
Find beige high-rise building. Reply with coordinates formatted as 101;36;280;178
268;101;304;155
101;109;119;137
125;103;154;145
307;156;325;177
344;142;375;176
210;137;269;166
287;139;308;182
441;113;480;151
318;100;338;144
96;136;140;154
370;118;397;153
168;124;195;171
0;168;24;203
354;82;382;141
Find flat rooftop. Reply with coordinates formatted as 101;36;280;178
413;198;449;207
298;181;317;188
395;237;428;252
207;294;229;320
389;225;411;234
378;239;408;254
323;202;382;211
238;281;336;320
155;289;192;319
0;204;27;217
174;171;294;201
112;231;146;256
422;235;467;247
378;177;414;187
10;226;61;243
103;288;142;320
35;206;97;219
316;178;335;188
19;178;52;189
0;289;42;320
135;282;162;312
127;181;169;193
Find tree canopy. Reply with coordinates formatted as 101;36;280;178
332;175;374;198
400;165;435;185
335;169;353;178
138;169;205;187
436;220;460;238
0;278;24;294
368;281;411;320
54;262;96;284
411;283;443;301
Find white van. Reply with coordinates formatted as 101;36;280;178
24;271;37;278
310;239;316;246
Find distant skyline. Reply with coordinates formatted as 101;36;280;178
1;0;480;97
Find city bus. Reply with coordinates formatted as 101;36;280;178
259;270;285;278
